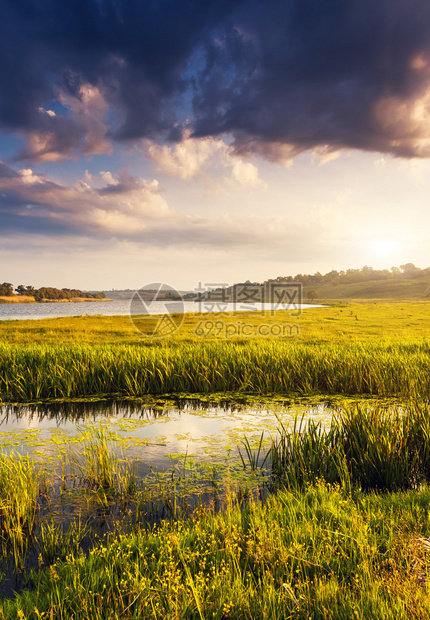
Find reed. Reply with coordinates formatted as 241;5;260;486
1;340;429;402
38;518;89;566
238;432;270;471
0;452;40;567
68;427;138;500
270;402;430;492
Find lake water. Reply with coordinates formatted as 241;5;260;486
0;397;335;475
0;299;321;321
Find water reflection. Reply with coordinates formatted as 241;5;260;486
0;397;337;476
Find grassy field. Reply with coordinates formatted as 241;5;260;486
0;302;429;402
0;339;429;402
303;273;430;300
2;484;430;619
1;301;429;345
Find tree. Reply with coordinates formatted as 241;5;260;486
0;282;13;296
400;263;418;273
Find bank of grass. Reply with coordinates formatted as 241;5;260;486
1;301;430;346
0;296;36;305
270;401;430;492
0;296;109;305
2;482;430;619
0;339;429;402
0;302;429;403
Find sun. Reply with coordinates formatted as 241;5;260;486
368;238;401;257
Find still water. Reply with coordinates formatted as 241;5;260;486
0;299;320;321
0;397;334;474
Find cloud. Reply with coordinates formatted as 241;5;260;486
147;133;267;188
0;161;321;251
229;160;266;188
147;134;225;180
14;84;112;162
3;0;430;163
0;163;174;237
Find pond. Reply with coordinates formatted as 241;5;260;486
0;396;336;477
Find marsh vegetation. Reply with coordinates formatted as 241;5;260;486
0;302;429;618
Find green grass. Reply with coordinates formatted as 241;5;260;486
270;401;430;492
0;452;40;568
1;302;430;346
1;302;430;403
68;427;138;497
304;274;430;300
0;339;429;402
3;482;430;619
1;404;430;618
1;302;430;616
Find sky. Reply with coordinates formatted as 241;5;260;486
1;0;430;291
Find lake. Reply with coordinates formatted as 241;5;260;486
0;299;321;321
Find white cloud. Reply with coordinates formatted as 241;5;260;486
147;134;226;180
38;107;56;117
230;160;267;188
100;171;120;186
0;162;324;252
147;133;267;190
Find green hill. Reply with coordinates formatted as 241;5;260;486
304;275;430;301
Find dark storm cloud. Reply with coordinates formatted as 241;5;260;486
2;0;430;161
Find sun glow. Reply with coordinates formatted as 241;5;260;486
367;238;404;261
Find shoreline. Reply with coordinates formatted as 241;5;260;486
0;296;111;304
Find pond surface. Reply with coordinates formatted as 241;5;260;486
0;397;335;475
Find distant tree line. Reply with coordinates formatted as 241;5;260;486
197;263;430;302
0;282;105;301
265;263;430;287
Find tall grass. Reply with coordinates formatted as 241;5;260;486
2;404;430;616
1;340;429;401
69;428;137;496
3;483;430;619
270;402;430;492
0;452;40;567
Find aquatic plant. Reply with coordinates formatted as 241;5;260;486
270;402;430;492
0;339;429;402
3;483;430;618
0;452;40;567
